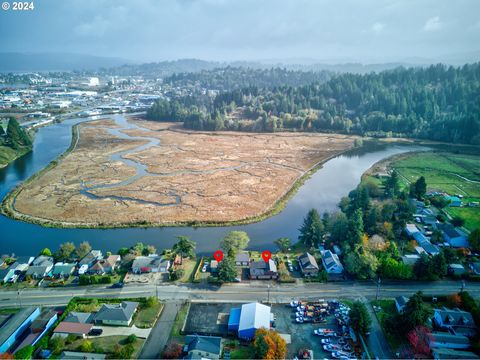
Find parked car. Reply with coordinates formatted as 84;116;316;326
111;282;124;288
88;328;103;336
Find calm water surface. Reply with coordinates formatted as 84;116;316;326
0;117;425;255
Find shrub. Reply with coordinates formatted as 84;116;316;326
13;346;34;360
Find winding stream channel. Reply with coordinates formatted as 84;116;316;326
0;114;427;255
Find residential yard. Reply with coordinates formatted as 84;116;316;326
169;302;190;343
390;151;480;231
445;205;480;231
64;335;144;358
176;258;197;283
371;300;405;353
134;302;163;328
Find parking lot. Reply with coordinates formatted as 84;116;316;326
184;302;236;336
273;304;332;359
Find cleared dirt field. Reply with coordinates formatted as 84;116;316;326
9;117;355;227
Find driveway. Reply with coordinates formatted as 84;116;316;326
92;325;151;339
138;301;182;359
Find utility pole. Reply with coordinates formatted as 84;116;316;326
461;280;465;292
375;277;381;301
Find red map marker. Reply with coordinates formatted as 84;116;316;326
213;250;224;262
261;250;272;263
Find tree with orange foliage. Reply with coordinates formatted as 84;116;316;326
0;353;13;359
253;328;287;360
446;293;462;308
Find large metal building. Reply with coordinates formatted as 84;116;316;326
231;302;271;340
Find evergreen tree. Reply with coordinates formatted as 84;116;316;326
298;209;324;248
6;117;31;149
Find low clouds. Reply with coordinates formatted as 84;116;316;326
371;22;386;33
423;16;443;32
0;0;479;63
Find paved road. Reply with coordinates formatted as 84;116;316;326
138;301;181;359
1;280;477;307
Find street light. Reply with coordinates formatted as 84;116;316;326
375;277;381;301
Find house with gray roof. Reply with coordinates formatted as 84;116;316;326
433;307;477;336
52;263;75;278
94;301;138;326
79;250;103;266
131;255;170;274
430;332;470;349
235;252;250;266
298;252;319;277
64;312;93;324
184;335;222;360
249;259;278;280
395;296;409;313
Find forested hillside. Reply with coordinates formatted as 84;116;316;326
147;63;480;144
0;117;32;167
164;67;331;91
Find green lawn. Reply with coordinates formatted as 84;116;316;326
134;302;163;328
445;206;480;231
230;346;255;359
371;300;405;353
177;259;198;283
65;335;144;358
169;302;189;342
390;151;480;231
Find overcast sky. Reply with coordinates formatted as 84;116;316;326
1;0;479;63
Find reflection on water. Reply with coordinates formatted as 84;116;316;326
0;116;427;255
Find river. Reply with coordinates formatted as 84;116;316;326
0;115;426;256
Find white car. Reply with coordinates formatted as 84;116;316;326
297;305;306;311
296;317;304;323
313;329;324;336
290;300;299;307
320;339;330;344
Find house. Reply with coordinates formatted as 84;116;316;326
184;335;222;360
53;322;93;338
94;301;138;326
88;255;120;275
235;252;250;266
52;263;75;278
249;259;278;280
31;256;54;267
395;296;409;313
405;223;420;237
402;254;420;265
433;307;477;336
470;262;480;275
297;252;319;277
26;256;54;279
237;302;271;340
59;352;106;360
445;196;462;207
0;307;40;353
438;224;469;248
64;312;93;324
131;255;170;274
413;231;429;244
321;250;344;274
429;332;470;349
419;240;440;256
79;250;103;266
448;264;466;276
210;260;219;274
13;310;57;354
432;348;479;360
